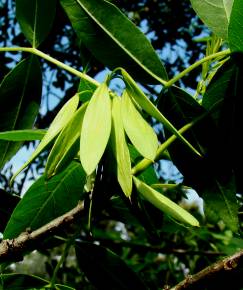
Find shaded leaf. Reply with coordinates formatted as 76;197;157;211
60;0;167;84
12;94;79;180
78;78;97;103
0;56;42;170
190;0;233;40
133;176;199;227
55;285;75;290
122;69;202;157
80;83;111;175
4;162;86;239
75;242;147;290
228;0;243;52
16;0;57;47
111;97;132;197
0;273;48;290
45;103;87;178
0;129;46;141
121;91;158;160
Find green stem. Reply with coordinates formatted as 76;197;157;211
164;49;231;88
131;121;195;176
0;46;99;87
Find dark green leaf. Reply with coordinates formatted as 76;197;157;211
190;0;233;40
0;273;48;290
16;0;57;47
0;189;20;232
78;78;97;103
228;0;243;52
55;285;75;290
60;0;167;84
0;56;42;170
4;162;86;239
0;129;46;141
75;242;147;290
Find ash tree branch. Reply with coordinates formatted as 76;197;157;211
169;249;243;290
0;201;84;264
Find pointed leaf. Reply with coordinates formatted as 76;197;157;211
228;0;243;52
0;56;42;170
122;69;202;157
80;83;111;175
0;274;48;289
60;0;167;84
75;242;147;290
46;103;87;178
16;0;57;47
12;94;79;180
4;162;86;239
0;129;46;141
111;97;132;197
133;176;200;227
121;91;158;160
190;0;233;40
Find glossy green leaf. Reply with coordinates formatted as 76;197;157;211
122;69;202;157
133;176;200;227
0;56;42;170
228;0;243;52
0;129;46;141
16;0;57;47
4;162;86;239
80;83;111;175
46;103;87;178
60;0;167;84
121;91;158;160
12;94;79;181
75;242;147;290
190;0;233;40
111;97;132;197
0;273;48;289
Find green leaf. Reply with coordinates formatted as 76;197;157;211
228;0;243;52
75;242;147;290
0;56;42;170
133;176;200;227
16;0;57;47
0;273;48;290
60;0;167;84
111;97;132;197
46;103;87;178
55;285;76;290
121;91;158;160
0;129;46;141
0;189;20;232
190;0;233;40
80;83;111;175
11;94;79;181
78;78;97;103
122;69;202;157
4;162;86;239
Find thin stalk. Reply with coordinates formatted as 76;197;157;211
0;46;99;87
164;49;231;88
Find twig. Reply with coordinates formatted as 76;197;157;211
0;201;84;263
170;249;243;290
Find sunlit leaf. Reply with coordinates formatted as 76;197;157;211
121;90;158;160
0;56;42;170
190;0;233;40
4;162;85;239
60;0;167;84
16;0;57;47
46;103;87;178
80;83;111;175
0;129;46;141
11;94;79;181
133;176;200;227
111;97;132;197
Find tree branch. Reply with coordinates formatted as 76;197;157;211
169;249;243;290
0;201;84;263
